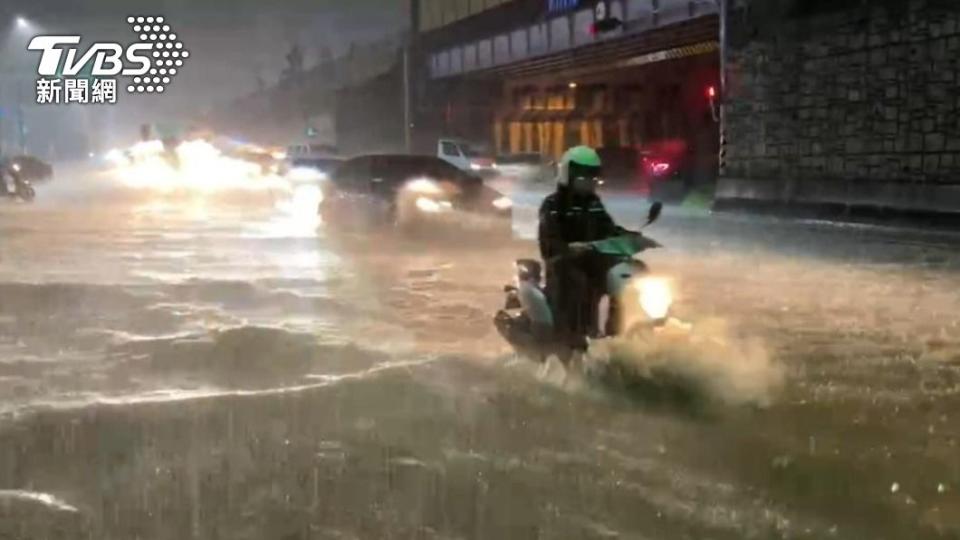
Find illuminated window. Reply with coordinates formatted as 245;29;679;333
532;93;546;111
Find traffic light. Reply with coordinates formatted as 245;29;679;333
707;85;719;122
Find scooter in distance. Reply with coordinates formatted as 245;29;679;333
1;165;36;202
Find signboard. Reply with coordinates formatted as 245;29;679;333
548;0;581;13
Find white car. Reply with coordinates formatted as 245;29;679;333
437;138;498;177
287;143;340;160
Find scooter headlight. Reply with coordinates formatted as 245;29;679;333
635;277;673;320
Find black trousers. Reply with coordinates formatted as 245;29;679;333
546;252;615;349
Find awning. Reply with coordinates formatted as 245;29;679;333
499;109;593;123
461;16;718;82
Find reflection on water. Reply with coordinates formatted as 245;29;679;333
0;490;79;513
0;172;959;538
254;183;324;239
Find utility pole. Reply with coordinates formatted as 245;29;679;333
403;0;420;154
0;85;5;157
403;45;411;153
717;0;729;179
16;82;26;154
719;0;728;96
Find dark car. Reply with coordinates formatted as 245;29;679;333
9;155;53;183
319;154;512;233
596;143;687;199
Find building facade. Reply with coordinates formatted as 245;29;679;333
413;0;721;191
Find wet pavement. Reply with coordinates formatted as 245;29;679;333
0;171;958;539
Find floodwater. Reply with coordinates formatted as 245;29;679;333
1;169;959;539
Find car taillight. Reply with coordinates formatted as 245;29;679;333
652;162;671;174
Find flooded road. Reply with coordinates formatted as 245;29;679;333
1;172;959;539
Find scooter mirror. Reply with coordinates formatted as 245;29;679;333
646;201;663;225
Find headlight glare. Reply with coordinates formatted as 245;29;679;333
492;196;512;210
636;277;672;320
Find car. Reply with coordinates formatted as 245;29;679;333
319;154;512;234
236;146;287;175
287;143;340;160
596;143;686;198
8;155;53;183
437;138;499;177
286;156;344;183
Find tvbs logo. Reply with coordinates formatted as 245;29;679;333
27;16;190;105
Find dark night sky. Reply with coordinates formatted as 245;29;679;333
0;0;404;153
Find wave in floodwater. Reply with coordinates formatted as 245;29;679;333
0;491;79;513
595;317;783;408
520;317;783;411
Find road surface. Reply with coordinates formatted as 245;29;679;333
0;170;958;539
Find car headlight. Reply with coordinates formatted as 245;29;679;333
406;177;443;195
288;167;327;182
492;196;512;210
415;197;452;213
635;277;672;320
470;163;482;170
12;163;21;172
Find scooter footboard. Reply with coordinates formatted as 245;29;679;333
494;311;554;362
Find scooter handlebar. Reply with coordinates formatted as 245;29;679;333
547;233;660;266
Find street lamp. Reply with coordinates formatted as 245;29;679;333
3;15;38;155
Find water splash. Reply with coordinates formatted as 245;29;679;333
590;317;784;408
0;490;79;513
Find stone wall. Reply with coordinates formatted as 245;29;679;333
719;0;960;213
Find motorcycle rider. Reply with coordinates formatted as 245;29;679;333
0;154;32;200
0;154;13;196
538;145;638;349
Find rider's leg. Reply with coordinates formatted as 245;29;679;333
546;261;591;351
582;253;620;337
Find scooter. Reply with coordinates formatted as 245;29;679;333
1;166;36;202
494;202;669;363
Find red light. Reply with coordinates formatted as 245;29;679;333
707;86;716;98
589;23;598;36
652;162;671;175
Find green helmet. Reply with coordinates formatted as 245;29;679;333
557;145;602;187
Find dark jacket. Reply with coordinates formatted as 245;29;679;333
538;187;625;261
